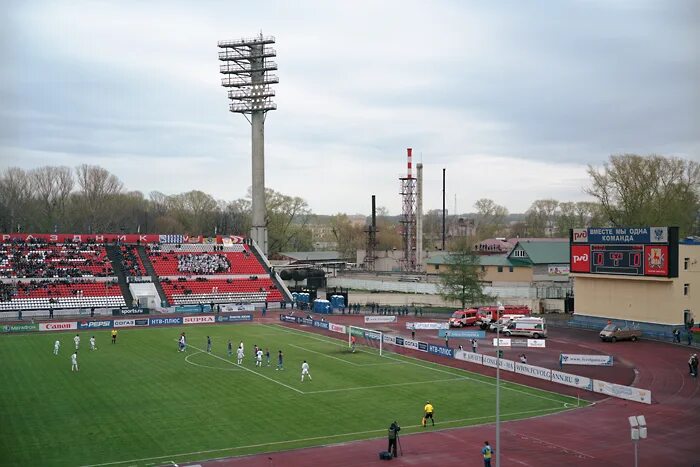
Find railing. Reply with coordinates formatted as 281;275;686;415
218;47;276;60
228;88;275;100
218;36;275;47
221;74;279;87
219;61;278;73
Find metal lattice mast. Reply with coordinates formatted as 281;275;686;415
218;33;278;255
363;195;378;271
399;148;417;271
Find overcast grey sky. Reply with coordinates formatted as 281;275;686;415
1;0;698;215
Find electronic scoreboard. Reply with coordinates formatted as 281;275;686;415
570;227;678;278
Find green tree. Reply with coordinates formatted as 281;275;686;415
586;154;700;235
437;238;491;309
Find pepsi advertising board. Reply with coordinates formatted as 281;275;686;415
570;227;678;278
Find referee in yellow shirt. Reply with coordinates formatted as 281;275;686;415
422;401;434;427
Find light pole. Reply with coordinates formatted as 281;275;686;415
495;302;504;467
629;415;647;467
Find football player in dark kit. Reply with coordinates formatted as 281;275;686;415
387;421;401;457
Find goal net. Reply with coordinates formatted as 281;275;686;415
349;325;383;356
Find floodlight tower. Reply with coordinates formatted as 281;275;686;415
218;33;278;255
399;148;417;271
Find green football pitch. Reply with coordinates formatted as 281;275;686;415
0;323;585;466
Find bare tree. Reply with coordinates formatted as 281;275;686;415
0;167;31;232
473;198;508;239
74;165;124;231
586;154;700;235
28;166;74;231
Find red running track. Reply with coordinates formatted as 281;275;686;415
187;312;700;467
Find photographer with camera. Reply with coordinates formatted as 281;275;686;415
387;420;401;458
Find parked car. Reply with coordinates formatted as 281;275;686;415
599;324;642;342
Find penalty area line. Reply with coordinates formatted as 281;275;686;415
179;341;303;394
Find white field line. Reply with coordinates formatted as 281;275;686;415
79;406;565;467
184;351;241;372
303;376;470;394
271;324;581;406
287;343;404;367
182;342;303;394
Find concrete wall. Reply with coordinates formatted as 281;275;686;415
482;265;533;283
573;244;699;325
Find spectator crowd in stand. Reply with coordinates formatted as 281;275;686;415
0;240;112;278
118;246;143;277
177;254;230;274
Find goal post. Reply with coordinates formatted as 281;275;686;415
348;325;383;356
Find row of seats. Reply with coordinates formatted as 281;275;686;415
0;295;126;311
12;282;123;299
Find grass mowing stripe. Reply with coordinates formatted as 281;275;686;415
181;341;303;394
271;324;585;406
184;351;242;372
79;406;566;467
303;376;470;394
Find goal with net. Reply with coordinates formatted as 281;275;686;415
348;325;383;356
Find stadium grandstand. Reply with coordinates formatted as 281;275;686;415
0;234;292;312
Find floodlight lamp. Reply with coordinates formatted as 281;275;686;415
639;426;647;439
628;416;639;428
637;415;646;426
631;428;639;440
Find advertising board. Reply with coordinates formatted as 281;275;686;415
406;322;449;330
40;322;77;331
78;320;113;330
383;334;396;345
312;320;330;330
216;314;253;322
2;323;40;333
550;370;593;390
592;380;651;404
328;323;346;334
183;315;215;324
364;315;397;324
439;329;486;339
134;319;149;326
514;363;552;381
113;319;135;328
428;344;454;358
402;338;419;350
119;308;147;315
560;354;613;366
150;317;184;326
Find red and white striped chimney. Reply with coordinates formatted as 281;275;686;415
407;148;413;179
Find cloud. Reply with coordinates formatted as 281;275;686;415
1;0;698;216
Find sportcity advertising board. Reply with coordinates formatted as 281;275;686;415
570;226;678;278
364;315;397;324
438;329;486;339
406;322;449;330
560;354;614;366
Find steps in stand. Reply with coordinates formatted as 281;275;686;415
105;244;135;307
136;245;169;307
